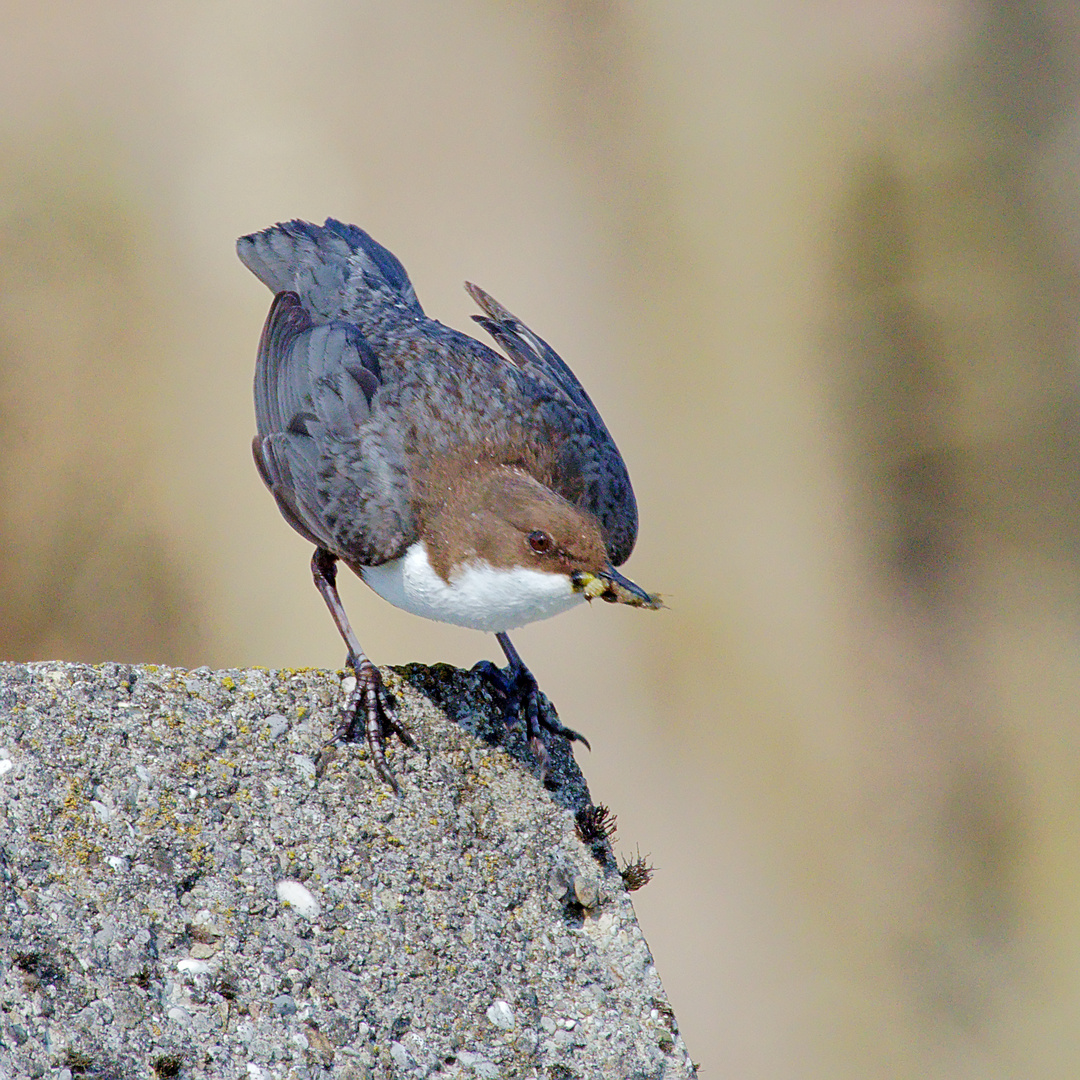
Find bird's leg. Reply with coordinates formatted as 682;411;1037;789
474;631;590;775
310;547;414;792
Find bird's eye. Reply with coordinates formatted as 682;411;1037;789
528;530;553;554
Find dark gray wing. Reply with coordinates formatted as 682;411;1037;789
466;283;599;415
253;291;381;437
251;291;411;563
466;283;639;565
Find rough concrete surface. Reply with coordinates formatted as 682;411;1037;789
0;661;695;1079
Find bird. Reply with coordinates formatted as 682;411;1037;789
238;218;660;791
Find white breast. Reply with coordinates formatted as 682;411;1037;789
360;541;585;632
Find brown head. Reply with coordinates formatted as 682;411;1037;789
415;455;661;609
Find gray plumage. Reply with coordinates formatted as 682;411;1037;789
239;217;638;571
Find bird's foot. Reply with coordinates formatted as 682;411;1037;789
472;658;590;777
335;657;415;794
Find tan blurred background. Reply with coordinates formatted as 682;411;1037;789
6;1;1080;1074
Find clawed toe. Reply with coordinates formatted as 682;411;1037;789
470;659;507;696
335;658;413;793
537;710;590;751
309;549;413;792
473;646;590;776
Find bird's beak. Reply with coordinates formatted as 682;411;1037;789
571;567;664;609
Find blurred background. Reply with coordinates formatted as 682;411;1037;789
4;1;1080;1074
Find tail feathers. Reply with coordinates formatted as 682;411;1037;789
237;218;424;320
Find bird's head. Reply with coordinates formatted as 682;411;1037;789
417;458;662;620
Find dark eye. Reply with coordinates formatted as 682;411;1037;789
528;530;553;554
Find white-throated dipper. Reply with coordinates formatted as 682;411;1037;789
239;218;660;790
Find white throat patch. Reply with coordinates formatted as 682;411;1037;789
361;541;585;632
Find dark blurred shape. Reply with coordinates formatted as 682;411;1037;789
836;152;960;588
838;4;1080;591
829;0;1080;1033
0;136;204;663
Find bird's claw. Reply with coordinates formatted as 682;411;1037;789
472;659;590;776
335;658;415;793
